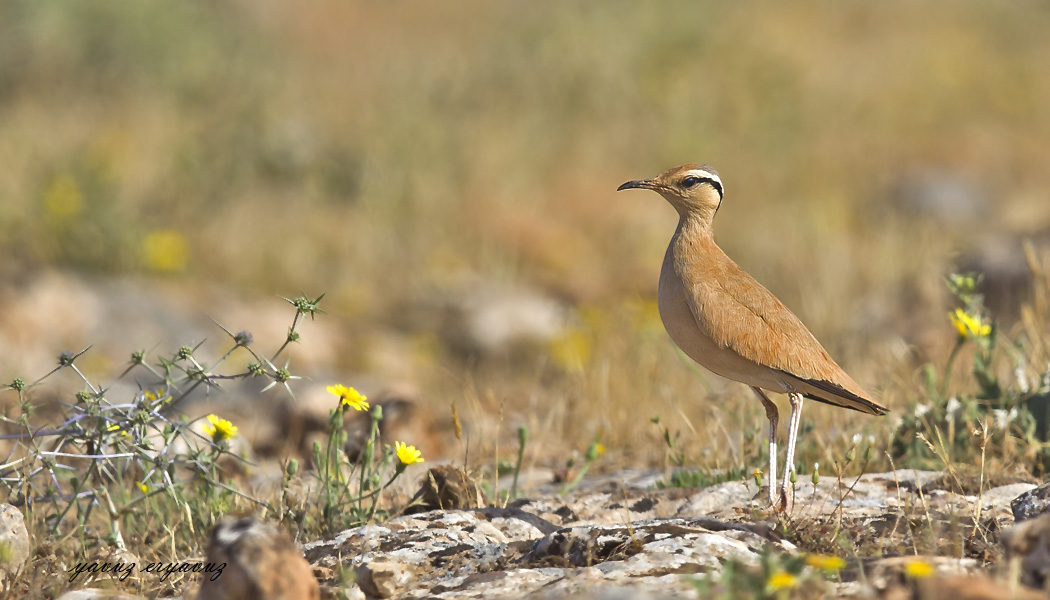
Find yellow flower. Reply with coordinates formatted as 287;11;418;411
767;571;797;591
806;554;846;572
948;308;990;339
44;174;84;220
106;424;129;437
549;329;592;372
141;229;189;273
904;559;934;579
142;388;170;407
586;441;605;461
395;441;424;466
202;414;238;443
136;481;149;494
327;384;370;412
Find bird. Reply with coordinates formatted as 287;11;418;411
617;164;888;513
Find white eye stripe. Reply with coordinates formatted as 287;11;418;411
684;170;721;186
682;170;723;197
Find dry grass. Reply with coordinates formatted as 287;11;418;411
2;0;1050;512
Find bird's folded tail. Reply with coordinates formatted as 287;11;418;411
780;372;889;416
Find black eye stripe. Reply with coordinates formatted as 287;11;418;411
681;175;723;197
707;178;724;197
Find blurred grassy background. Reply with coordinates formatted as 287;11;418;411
2;1;1050;474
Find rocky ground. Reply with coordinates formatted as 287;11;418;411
298;468;1043;599
39;466;1050;599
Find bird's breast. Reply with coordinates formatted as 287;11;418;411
657;241;786;391
657;249;718;362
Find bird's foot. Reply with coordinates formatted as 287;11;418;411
764;484;794;516
775;483;794;515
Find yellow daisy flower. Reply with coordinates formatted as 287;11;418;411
948;308;990;339
327;384;370;412
904;559;934;579
806;554;846;572
395;441;424;466
586;441;605;461
141;229;189;273
202;414;238;443
767;571;797;591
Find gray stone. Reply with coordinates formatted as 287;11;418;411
980;482;1036;513
890;170;987;224
0;504;30;585
1013;481;1050;522
428;282;568;357
355;560;415;599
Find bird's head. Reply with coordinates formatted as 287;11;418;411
617;164;723;223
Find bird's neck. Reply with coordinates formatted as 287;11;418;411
670;215;721;273
674;214;715;244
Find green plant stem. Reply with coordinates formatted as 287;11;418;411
323;422;339;519
366;463;402;521
358;406;382;517
559;459;592;494
511;429;527;498
940;338;964;399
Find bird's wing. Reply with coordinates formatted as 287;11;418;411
690;259;834;379
684;254;887;414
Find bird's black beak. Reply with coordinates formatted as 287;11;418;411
617;179;656;192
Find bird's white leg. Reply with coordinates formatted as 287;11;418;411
780;392;804;513
750;386;778;508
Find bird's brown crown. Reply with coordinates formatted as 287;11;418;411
617;164;724;222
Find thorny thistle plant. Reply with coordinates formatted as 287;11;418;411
0;294;325;548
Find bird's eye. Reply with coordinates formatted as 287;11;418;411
681;176;700;188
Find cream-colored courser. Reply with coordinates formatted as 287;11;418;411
618;164;888;513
